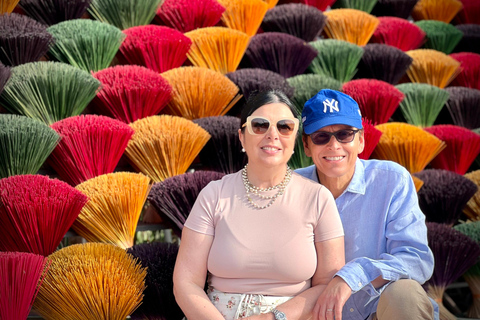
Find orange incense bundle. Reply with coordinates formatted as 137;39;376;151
370;17;425;52
119;25;192;73
405;49;461;88
217;0;268;37
359;118;382;161
412;175;424;192
323;8;379;46
450;52;480;90
261;0;279;8
464;170;480;221
33;243;147;320
0;0;18;13
411;0;463;23
161;66;241;120
74;172;152;249
125;115;211;182
92;65;172;123
185;26;250;74
372;122;446;174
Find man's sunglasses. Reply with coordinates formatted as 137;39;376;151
242;116;299;136
310;129;360;145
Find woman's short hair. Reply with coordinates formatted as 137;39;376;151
239;90;299;131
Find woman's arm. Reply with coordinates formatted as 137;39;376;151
244;236;345;320
173;227;225;320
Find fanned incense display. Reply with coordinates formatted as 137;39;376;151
411;0;463;23
217;0;268;37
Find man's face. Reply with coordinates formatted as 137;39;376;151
303;124;365;181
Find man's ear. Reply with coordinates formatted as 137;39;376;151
302;135;312;157
358;130;365;154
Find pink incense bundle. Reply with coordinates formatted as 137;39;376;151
119;25;192;73
92;65;172;124
450;52;480;90
48;115;134;186
370;17;425;52
0;174;88;256
155;0;225;33
424;125;480;175
0;252;49;320
342;79;404;125
455;0;480;24
359;118;382;160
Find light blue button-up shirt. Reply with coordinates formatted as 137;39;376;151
296;159;439;320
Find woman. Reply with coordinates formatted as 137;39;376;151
173;90;345;320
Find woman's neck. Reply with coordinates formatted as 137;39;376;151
245;163;288;189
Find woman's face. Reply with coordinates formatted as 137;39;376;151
238;103;298;169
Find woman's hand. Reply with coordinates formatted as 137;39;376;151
312;276;351;320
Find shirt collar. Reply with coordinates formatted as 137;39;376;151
345;159;366;195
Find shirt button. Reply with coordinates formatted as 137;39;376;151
358;282;362;287
350;308;354;312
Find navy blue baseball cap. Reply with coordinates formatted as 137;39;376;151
302;89;363;135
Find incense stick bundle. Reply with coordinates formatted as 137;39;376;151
370;17;425;52
370;0;419;19
424;124;480;175
355;44;412;85
0;0;19;13
455;0;480;24
261;3;326;42
308;39;363;83
415;20;463;55
155;0;225;33
47;19;125;72
450;52;480;90
454;24;480;54
445;87;480;130
127;242;184;320
425;222;480;320
289;128;314;170
119;25;191;73
287;74;342;115
411;0;463;23
185;27;249;74
464;170;480;221
0;114;60;179
342;79;404;125
92;65;172;123
244;32;318;78
0;61;100;125
33;242;147;320
0;174;88;255
0;13;54;66
217;0;268;37
414;169;477;225
0;252;48;320
148;171;225;233
332;0;378;13
261;0;279;8
323;8;379;46
0;62;10;95
48;115;134;186
74;172;152;248
278;0;337;11
88;0;163;30
405;49;461;89
125;115;211;182
372;122;446;174
19;0;92;25
412;175;424;192
359;118;382;160
161;66;241;120
395;83;449;127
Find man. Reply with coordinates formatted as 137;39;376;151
296;89;438;320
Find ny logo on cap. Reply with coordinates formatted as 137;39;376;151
323;98;339;113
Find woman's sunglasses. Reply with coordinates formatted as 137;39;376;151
242;116;299;136
310;129;360;145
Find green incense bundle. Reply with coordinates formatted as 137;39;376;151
0;61;101;125
89;0;164;30
332;0;378;13
415;20;463;55
288;126;314;170
47;19;125;72
396;83;450;127
0;114;60;179
308;39;364;83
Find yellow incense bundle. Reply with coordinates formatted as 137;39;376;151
405;49;461;89
412;0;463;23
185;26;250;74
74;172;152;249
161;66;241;120
412;175;424;192
372;122;446;174
0;0;19;13
125;115;211;182
323;8;379;46
217;0;268;37
464;170;480;221
33;243;146;320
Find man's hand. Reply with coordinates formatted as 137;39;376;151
313;276;351;320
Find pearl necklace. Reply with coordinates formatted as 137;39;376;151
242;164;293;209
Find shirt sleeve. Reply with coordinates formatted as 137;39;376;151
335;172;434;296
183;181;219;236
314;188;344;242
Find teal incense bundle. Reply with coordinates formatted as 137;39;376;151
332;0;379;13
415;20;463;55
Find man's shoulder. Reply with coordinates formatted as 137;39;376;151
361;159;410;180
294;165;316;179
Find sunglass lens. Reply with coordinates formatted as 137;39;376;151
251;118;270;134
336;130;355;142
311;132;331;145
277;120;296;135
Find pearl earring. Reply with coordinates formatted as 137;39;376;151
292;150;295;154
242;148;245;152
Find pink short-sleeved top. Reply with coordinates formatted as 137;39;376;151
184;171;344;297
